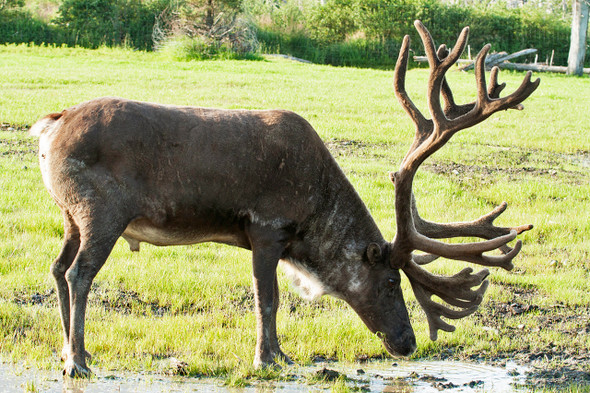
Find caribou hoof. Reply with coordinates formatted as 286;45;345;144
254;351;294;369
278;352;294;366
63;358;92;378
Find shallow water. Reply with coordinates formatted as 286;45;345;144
1;359;528;392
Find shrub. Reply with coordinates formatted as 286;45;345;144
153;0;261;59
55;0;172;50
308;0;357;43
0;8;63;45
158;34;262;60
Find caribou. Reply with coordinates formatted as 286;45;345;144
30;21;539;377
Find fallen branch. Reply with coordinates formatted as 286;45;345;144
496;62;590;74
458;48;537;71
413;47;589;74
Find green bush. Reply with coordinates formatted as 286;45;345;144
0;0;174;50
55;0;171;50
159;35;262;61
357;0;417;42
258;27;399;68
0;9;63;45
152;1;261;60
308;0;357;43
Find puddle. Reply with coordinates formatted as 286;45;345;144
1;359;528;392
354;360;528;392
563;152;590;168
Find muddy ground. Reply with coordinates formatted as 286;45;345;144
3;127;590;390
448;284;590;389
11;282;590;390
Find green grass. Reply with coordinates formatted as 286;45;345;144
0;43;589;390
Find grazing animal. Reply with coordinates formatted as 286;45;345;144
30;21;539;377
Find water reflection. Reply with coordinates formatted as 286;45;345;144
63;378;89;393
381;380;413;392
1;359;528;392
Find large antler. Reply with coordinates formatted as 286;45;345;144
391;21;540;340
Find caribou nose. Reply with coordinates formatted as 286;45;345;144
383;330;417;357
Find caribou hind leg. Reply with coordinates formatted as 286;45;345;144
51;210;80;363
60;208;127;377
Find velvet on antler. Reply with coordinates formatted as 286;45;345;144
390;20;540;340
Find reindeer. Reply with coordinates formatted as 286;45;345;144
29;21;539;377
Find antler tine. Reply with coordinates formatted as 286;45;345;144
414;20;469;130
405;261;490;340
405;260;490;297
413;196;491;237
394;35;430;134
414;20;469;70
410;230;519;269
411;195;533;261
413;253;439;265
489;70;539;113
395;22;471;173
437;44;471;120
474;44;492;108
488;67;523;110
413;20;439;66
414;21;469;131
451;49;540;133
439;48;522;119
488;67;506;99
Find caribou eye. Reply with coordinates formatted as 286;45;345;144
387;278;400;288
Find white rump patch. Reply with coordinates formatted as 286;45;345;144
279;260;327;300
36;118;63;200
29;116;60;137
29;118;50;137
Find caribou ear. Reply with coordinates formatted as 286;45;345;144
366;243;383;266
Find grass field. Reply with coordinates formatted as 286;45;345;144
0;43;589;390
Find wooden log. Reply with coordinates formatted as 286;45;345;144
413;48;589;74
459;49;536;71
496;62;590;74
495;48;538;63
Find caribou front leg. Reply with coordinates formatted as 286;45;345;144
248;223;292;368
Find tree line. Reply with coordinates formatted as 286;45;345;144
0;0;581;68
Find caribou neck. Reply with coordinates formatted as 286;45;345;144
285;164;387;298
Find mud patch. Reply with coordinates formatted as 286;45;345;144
0;123;37;157
446;283;590;389
0;360;529;392
7;283;590;388
423;160;589;185
10;284;335;318
13;288;56;307
0;138;37;157
0;123;29;133
324;138;590;186
324;139;396;159
565;151;590;168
